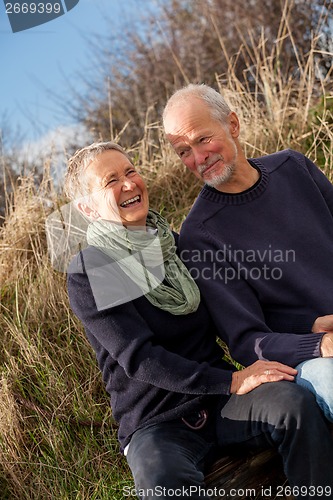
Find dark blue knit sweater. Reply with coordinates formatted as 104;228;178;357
67;240;233;450
179;149;333;368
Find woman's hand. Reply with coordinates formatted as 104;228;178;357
230;360;297;395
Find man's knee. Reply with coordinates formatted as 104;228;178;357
296;358;333;421
296;358;333;391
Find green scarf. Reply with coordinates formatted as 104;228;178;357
86;209;200;315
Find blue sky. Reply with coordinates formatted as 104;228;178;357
0;0;149;147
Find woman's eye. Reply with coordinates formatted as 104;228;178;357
106;179;117;187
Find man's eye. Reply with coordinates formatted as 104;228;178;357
127;169;137;177
200;137;209;143
179;150;190;158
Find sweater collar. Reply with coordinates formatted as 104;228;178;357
200;160;269;205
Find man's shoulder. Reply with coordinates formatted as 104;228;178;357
252;149;306;172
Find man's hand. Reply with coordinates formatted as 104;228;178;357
319;333;333;357
230;360;297;395
312;314;333;334
311;315;333;357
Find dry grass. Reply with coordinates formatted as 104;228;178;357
0;171;130;499
0;12;332;499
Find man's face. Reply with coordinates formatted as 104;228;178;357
164;99;239;188
82;149;149;228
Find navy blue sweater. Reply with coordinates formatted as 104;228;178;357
179;149;333;368
67;240;233;450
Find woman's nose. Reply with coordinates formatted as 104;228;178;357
121;178;136;190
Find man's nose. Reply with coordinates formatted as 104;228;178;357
193;146;209;167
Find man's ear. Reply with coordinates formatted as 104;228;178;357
76;201;100;220
228;112;240;138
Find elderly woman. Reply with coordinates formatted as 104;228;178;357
65;141;333;500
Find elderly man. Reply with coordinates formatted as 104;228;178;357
163;83;333;422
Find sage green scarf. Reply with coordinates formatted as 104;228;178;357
86;209;200;315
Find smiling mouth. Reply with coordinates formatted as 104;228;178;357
201;160;220;177
120;195;141;208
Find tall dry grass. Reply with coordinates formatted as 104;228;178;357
0;171;130;499
0;14;332;500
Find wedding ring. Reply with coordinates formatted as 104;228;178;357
265;369;270;375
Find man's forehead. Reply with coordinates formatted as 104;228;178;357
165;99;192;116
165;117;213;146
167;129;207;148
164;99;212;134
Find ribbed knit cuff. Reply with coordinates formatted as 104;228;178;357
296;332;324;365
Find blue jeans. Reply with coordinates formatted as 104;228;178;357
126;382;333;500
296;357;333;422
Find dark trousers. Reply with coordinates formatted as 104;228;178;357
126;382;333;499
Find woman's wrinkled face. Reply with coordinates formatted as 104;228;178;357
82;149;149;228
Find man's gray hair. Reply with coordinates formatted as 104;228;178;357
64;141;132;201
162;83;232;127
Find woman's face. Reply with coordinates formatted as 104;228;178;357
83;149;149;228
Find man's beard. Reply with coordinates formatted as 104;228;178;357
198;148;238;189
203;161;236;188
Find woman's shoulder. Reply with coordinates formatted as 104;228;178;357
67;245;116;274
67;245;145;312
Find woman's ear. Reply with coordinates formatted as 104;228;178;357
228;112;240;138
76;201;100;220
